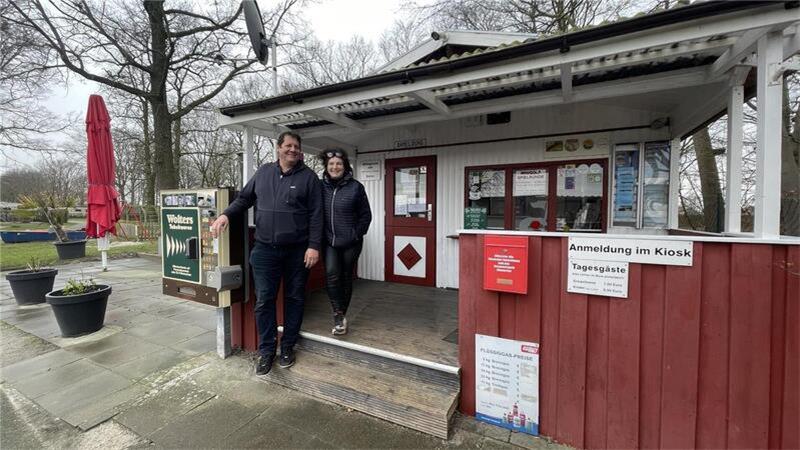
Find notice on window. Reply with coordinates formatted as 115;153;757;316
476;334;539;436
513;170;547;196
567;259;629;298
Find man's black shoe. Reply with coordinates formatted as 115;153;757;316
279;350;295;369
256;354;275;376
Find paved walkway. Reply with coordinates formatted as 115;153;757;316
1;257;567;449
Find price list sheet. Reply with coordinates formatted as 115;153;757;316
475;334;540;435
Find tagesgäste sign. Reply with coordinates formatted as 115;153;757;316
567;236;693;266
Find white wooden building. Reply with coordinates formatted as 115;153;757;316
219;1;799;289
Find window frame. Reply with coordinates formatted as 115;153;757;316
464;158;608;232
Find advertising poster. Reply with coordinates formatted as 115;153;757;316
613;144;640;226
464;207;488;229
161;207;200;283
476;334;540;436
513;170;547;196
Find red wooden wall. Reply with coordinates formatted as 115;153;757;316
459;234;799;449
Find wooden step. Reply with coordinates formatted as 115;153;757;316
259;336;460;439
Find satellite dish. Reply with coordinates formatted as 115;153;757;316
242;0;269;65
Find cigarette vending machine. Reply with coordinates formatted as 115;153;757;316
160;188;246;308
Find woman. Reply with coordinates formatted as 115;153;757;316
320;148;372;335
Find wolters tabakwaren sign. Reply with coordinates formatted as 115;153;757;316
567;237;694;266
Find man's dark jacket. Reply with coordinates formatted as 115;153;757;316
224;161;323;250
322;171;372;248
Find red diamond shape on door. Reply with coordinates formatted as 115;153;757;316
397;243;422;270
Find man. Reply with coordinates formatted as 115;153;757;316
211;131;322;375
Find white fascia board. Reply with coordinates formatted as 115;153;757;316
442;30;537;47
300;67;712;140
218;6;798;130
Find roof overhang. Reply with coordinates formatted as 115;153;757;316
218;1;799;142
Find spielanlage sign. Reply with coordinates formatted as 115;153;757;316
358;160;381;181
567;259;629;298
568;236;693;266
161;207;200;283
476;334;539;436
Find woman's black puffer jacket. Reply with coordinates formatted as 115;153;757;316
322;171;372;248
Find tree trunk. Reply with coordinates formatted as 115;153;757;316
782;78;800;235
142;99;155;206
693;127;725;232
144;1;177;192
173;116;182;188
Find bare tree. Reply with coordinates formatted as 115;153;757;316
0;0;73;156
8;0;302;195
404;0;631;35
0;168;46;202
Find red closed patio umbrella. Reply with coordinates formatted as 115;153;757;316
85;94;121;270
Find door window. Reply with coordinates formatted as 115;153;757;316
394;166;427;218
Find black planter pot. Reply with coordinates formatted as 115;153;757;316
46;284;111;337
5;268;58;305
54;240;87;260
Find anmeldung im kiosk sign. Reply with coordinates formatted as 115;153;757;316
566;237;693;299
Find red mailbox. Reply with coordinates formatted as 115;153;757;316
483;235;529;294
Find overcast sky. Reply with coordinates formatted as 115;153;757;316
3;0;407;171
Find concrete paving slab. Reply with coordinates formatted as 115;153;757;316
35;370;133;417
313;405;444;449
65;420;150;449
128;318;208;347
67;383;149;430
148;396;260;448
1;385;84;449
11;358;106;399
225;410;323;449
103;307;157;329
115;381;216;436
169;331;215;356
168;307;217;330
0;321;58;367
453;412;512;442
87;338;166;368
57;327;127;356
258;386;342;433
1;348;82;383
111;347;189;382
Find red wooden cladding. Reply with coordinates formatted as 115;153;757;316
458;235;800;450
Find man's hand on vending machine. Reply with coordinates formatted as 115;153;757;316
210;214;229;237
304;248;319;268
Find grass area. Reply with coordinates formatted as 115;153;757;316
0;220;85;231
0;239;158;271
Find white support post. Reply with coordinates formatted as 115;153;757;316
243;125;256;227
667;138;681;230
725;84;744;233
754;32;784;238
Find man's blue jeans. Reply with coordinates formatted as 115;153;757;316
249;242;309;357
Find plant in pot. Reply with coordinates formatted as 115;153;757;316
5;257;59;306
18;193;87;259
46;277;111;337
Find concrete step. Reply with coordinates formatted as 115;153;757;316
260;335;460;439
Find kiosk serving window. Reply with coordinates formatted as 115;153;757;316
466;159;607;232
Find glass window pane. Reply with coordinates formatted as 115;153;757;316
468;169;505;229
555;163;603;231
394;166;427;217
612;144;640;227
642;141;670;228
513;169;548;231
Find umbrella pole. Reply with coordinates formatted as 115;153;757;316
97;224;109;271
